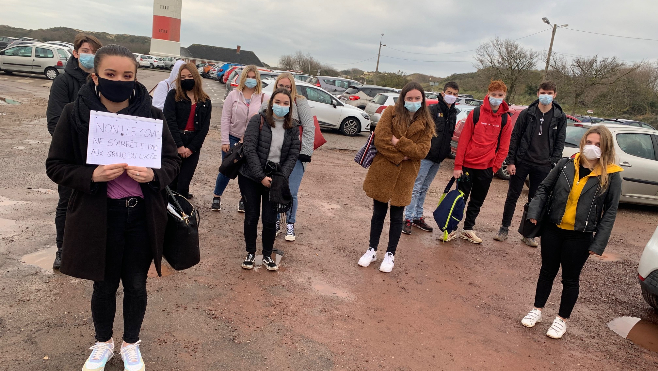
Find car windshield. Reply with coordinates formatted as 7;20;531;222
373;94;387;105
565;126;589;147
345;88;360;95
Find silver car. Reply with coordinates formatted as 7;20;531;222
308;76;361;94
0;42;68;80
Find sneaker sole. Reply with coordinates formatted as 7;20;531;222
379;266;393;273
522;319;541;328
412;225;433;232
265;266;279;271
210;206;221;211
241;264;254;270
460;234;482;244
546;331;564;339
522;238;539;247
285;235;296;242
402;229;412;235
358;257;376;267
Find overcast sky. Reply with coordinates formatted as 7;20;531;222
4;0;658;76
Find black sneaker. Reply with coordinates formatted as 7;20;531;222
241;253;255;269
493;227;508;242
413;217;434;232
211;196;221;211
52;248;62;270
238;198;245;213
402;219;412;235
262;256;279;271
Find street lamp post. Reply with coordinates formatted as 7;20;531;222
542;17;568;81
374;34;385;85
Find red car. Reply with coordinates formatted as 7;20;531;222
222;65;242;84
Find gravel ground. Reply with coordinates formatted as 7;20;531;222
0;69;657;370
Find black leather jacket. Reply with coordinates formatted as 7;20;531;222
425;94;457;163
507;100;567;166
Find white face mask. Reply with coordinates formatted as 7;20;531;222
443;94;457;105
582;144;601;160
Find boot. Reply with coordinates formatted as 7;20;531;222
53;248;62;270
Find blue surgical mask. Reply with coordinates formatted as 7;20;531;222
538;94;554;105
78;53;95;70
489;96;503;107
404;101;422;112
272;104;290;117
244;78;258;89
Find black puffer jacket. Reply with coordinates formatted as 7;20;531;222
46;55;89;135
506;100;567;166
425;94;458;163
239;113;300;182
163;89;212;153
527;157;623;255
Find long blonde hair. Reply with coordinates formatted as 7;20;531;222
579;125;616;190
274;72;305;102
237;65;262;94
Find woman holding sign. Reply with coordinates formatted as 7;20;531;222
164;63;212;199
46;44;180;371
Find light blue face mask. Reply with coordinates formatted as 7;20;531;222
78;53;95;70
244;78;257;89
272;104;290;117
489;96;504;107
404;101;422;112
538;94;554;105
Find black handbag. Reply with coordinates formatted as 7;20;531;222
519;201;544;238
218;142;245;179
163;187;200;270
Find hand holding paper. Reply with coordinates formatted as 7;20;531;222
92;163;128;183
125;166;155;183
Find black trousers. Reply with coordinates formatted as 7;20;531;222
55;184;73;250
238;175;277;257
501;162;552;229
457;167;494;230
92;198;153;343
369;200;404;255
170;131;201;197
533;223;592;319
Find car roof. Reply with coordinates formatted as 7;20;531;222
571;121;657;133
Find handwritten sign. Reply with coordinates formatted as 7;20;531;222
86;110;163;169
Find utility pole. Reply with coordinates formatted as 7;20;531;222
542;18;568;81
374;33;385;85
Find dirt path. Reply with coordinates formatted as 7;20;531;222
0;71;657;370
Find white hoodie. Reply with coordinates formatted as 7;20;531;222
151;60;186;110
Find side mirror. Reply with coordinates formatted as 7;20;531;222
332;100;338;108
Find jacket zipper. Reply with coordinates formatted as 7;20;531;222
557;163;571;226
583;184;600;232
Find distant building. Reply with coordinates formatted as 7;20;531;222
185;44;264;67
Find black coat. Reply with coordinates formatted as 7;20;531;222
46;55;89;135
426;94;457;163
239;113;300;182
163;89;212;153
506;100;567;166
527;157;622;255
45;80;180;281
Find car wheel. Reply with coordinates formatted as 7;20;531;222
44;67;59;80
150;63;154;69
496;160;510;180
339;117;361;136
642;285;658;311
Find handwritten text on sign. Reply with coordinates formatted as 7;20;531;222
86;110;163;169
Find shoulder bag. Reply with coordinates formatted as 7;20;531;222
163;187;201;270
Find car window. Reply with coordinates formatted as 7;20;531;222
566;117;579;125
35;47;54;58
617;133;656;160
56;49;68;59
373;94;387;105
321;78;334;86
345;87;360;95
305;87;333;105
564;126;589;148
335;80;350;89
4;46;32;57
393;97;398;104
641;123;655;130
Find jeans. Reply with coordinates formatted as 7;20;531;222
458;167;494;231
92;198;153;343
278;160;305;225
170;132;201;197
238;175;277;257
55;184;72;250
369;200;404;255
214;135;241;196
501;161;552;229
404;159;441;221
533;223;593;319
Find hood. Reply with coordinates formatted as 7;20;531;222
64;55;89;84
482;95;510;116
573;153;624;175
527;99;564;117
166;60;186;85
72;80;155;135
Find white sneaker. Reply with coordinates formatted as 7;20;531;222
460;230;483;244
285;223;296;241
82;339;114;371
521;308;543;328
275;220;281;236
546;317;567;339
120;341;145;371
358;248;377;267
379;252;395;273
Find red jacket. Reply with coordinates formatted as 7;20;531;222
454;95;513;173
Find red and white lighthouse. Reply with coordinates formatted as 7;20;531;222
150;0;182;57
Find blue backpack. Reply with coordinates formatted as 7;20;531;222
433;177;466;242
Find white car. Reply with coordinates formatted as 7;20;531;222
136;55;164;69
364;93;398;130
262;78;370;136
639;226;658;311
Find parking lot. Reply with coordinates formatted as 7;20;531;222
1;70;657;370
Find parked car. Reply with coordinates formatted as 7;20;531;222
308;76;361;94
45;41;74;51
216;62;239;81
0;42;68;80
0;37;19;50
157;56;176;69
562;122;658;206
639;226;658;311
604;118;656;131
136;54;164;69
222;65;242;84
293;74;311;82
364;93;440;131
339;85;397;110
261;78;370;135
575;115;605;123
224;69;279;98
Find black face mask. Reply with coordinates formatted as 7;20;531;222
95;75;135;103
181;79;195;91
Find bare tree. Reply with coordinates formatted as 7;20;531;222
279;54;295;70
474;37;540;102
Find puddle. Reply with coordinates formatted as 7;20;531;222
591;252;621;262
608;316;658;352
312;280;354;300
0;96;21;105
21;247;57;273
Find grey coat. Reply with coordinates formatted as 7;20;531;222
527;158;623;255
260;97;315;157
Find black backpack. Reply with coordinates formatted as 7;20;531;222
471;106;511;151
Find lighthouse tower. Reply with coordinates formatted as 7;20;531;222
150;0;182;57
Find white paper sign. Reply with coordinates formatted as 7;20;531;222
86;110;163;169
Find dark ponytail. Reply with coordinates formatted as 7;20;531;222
93;44;139;73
